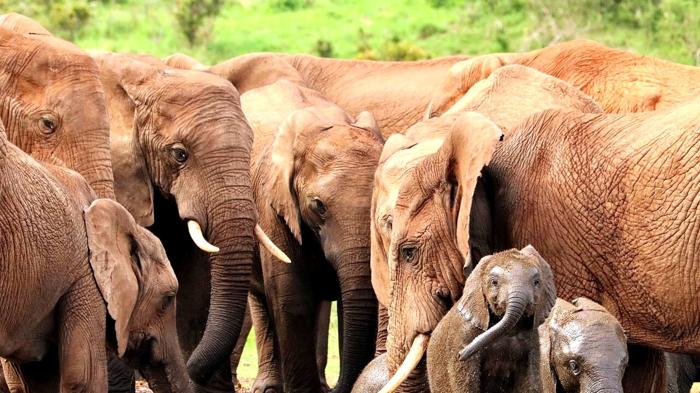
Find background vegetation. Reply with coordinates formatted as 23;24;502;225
2;0;699;65
3;0;699;389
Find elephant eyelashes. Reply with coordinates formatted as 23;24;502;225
169;144;188;164
311;197;327;217
161;293;175;312
39;114;57;134
400;245;418;263
568;359;581;376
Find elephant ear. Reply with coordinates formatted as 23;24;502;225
353;110;383;140
456;255;491;331
84;199;143;357
521;245;557;326
267;108;332;244
538;317;557;393
93;53;159;226
430;112;503;266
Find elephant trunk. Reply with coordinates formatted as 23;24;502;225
71;138;115;199
585;374;625;393
185;170;256;385
458;288;530;360
332;244;379;393
142;313;194;393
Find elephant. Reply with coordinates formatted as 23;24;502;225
241;79;384;392
426;39;700;119
351;354;389;393
0;121;189;391
665;353;699;393
163;51;471;136
425;246;556;393
0;19;114;199
369;65;602;391
539;297;629;393
378;89;700;391
90;52;285;391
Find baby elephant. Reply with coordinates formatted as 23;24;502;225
539;297;628;393
427;245;557;393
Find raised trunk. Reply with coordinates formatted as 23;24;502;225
458;289;529;360
185;175;256;385
332;246;378;393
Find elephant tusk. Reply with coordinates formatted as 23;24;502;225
187;220;220;253
255;224;291;263
378;334;429;393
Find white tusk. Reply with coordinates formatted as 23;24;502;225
187;220;220;253
255;224;291;263
378;334;429;393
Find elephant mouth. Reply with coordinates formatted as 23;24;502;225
489;310;535;333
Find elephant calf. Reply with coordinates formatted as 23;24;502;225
539;298;628;393
426;245;556;393
351;353;389;393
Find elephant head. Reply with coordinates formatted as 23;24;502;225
539;298;628;393
0;22;114;198
256;100;384;390
455;245;556;359
85;199;191;393
91;53;278;384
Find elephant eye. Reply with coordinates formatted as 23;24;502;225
170;144;188;164
311;197;327;217
161;293;176;312
400;245;418;263
39;114;57;134
490;278;499;287
568;359;581;376
533;278;541;287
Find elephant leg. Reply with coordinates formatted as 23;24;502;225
623;344;667;393
265;268;321;392
57;275;108;392
107;351;135;393
375;305;388;356
250;291;283;393
230;303;253;392
315;301;331;392
0;359;27;393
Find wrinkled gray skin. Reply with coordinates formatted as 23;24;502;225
351;354;388;393
427;246;556;393
665;354;699;393
539;298;628;393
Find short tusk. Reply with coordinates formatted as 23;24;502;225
378;334;429;393
187;220;220;253
255;224;291;263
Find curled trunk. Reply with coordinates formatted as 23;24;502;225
458;290;529;360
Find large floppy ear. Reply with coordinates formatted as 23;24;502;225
267;108;331;244
456;255;491;331
92;53;158;226
521;245;557;325
538;316;557;393
84;199;142;357
437;112;503;264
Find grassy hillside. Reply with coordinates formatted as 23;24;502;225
7;0;700;65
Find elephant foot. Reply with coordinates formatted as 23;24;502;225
251;374;283;393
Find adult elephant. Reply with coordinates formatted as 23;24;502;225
0;22;114;199
242;79;384;393
426;39;700;118
377;66;700;392
0;122;190;392
165;52;470;136
370;66;603;392
91;53;283;391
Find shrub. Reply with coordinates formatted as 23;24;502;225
314;39;334;57
175;0;223;45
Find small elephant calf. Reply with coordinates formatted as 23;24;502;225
538;297;628;393
427;245;557;393
351;353;389;393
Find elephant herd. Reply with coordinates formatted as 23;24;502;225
0;11;699;393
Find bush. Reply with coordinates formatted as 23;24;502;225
270;0;313;11
314;39;334;57
175;0;223;45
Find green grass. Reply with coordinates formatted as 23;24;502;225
15;0;699;65
237;302;341;387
